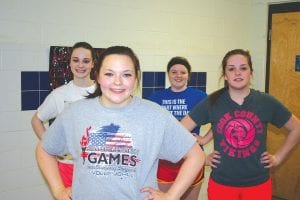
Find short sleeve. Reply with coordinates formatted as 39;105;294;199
188;96;210;126
42;114;68;156
268;95;292;128
159;114;196;163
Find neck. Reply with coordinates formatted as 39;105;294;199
228;88;250;105
73;78;94;87
171;85;187;92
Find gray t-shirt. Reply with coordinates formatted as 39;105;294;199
42;96;196;200
189;89;291;186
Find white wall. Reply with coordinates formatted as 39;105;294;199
0;0;288;199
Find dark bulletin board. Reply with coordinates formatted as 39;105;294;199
49;46;105;91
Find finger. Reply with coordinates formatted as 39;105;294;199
192;133;198;137
260;151;268;156
212;158;221;164
214;150;221;154
140;187;151;193
212;154;221;159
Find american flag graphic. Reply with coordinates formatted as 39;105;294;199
88;123;133;148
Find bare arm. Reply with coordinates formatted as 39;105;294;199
167;143;205;197
261;114;300;168
141;143;205;199
181;114;213;145
196;128;213;145
35;142;71;200
180;115;198;131
31;112;46;140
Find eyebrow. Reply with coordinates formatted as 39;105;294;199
227;63;248;67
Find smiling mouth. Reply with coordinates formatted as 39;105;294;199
111;89;125;93
234;78;243;81
75;69;87;73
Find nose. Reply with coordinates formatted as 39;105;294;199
234;69;241;75
175;72;182;77
114;75;122;85
79;61;84;68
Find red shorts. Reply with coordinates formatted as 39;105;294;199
208;177;272;200
157;159;204;186
57;162;74;187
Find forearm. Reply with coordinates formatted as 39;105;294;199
35;142;65;197
31;112;46;140
180;115;197;132
274;130;300;164
200;128;213;145
167;143;205;198
274;115;300;164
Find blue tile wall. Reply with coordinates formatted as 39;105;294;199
188;72;206;92
142;72;166;98
21;71;50;111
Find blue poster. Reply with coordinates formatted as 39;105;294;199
295;55;300;72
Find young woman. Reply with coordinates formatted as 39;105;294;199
181;49;300;200
148;56;207;200
31;42;97;188
35;46;205;200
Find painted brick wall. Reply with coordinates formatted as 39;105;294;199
0;0;282;199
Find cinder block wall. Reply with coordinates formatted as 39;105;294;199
0;0;282;199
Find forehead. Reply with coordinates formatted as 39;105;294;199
101;54;135;71
71;47;92;58
169;64;188;71
227;54;248;65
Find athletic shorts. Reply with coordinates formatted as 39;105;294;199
57;162;74;187
157;159;204;186
207;177;272;200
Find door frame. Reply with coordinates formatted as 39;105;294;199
265;2;300;93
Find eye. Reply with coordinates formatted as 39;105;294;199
227;67;235;71
180;71;187;75
83;59;91;64
240;65;249;71
72;58;79;63
104;72;114;77
123;73;133;77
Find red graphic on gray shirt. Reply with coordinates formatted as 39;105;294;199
217;110;264;158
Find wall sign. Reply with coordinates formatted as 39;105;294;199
296;55;300;72
49;46;105;90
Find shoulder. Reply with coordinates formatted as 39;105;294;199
251;89;278;102
51;81;73;95
136;97;170;114
186;87;207;97
148;88;169;100
62;97;97;115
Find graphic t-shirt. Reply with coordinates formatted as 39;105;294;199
148;87;207;182
189;89;291;186
42;97;196;199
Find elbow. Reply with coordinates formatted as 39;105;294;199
186;143;206;170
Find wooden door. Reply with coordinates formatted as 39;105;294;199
267;7;300;200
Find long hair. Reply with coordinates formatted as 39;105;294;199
86;46;141;98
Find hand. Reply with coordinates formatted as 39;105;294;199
141;187;174;200
205;150;221;168
260;151;279;168
191;133;203;145
53;186;72;200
